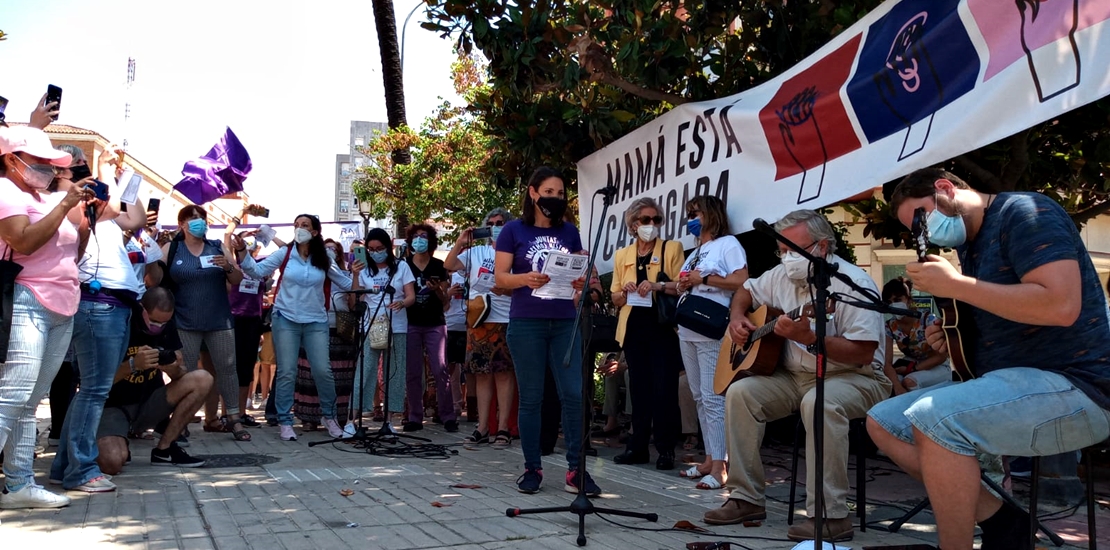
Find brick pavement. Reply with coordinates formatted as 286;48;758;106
1;410;1104;549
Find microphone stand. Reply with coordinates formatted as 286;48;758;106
505;185;658;546
750;218;896;549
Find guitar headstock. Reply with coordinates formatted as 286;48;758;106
799;298;837;319
911;206;930;263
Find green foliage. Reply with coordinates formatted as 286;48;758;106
351;55;522;239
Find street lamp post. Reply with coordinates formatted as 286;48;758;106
399;2;423;72
357;197;373;241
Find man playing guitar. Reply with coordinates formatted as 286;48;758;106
867;167;1110;550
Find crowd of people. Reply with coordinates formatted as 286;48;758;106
2;104;1108;550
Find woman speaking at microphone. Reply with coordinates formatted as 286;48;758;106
237;214;352;441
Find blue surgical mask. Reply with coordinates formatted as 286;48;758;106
187;218;208;238
926;200;966;247
412;236;429;254
490;225;503;242
686;218;702;238
369;250;389;264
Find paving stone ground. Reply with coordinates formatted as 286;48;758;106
2;407;1105;549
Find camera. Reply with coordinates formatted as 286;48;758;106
472;227;492;240
157;348;177;366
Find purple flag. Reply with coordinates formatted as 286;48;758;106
174;127;252;204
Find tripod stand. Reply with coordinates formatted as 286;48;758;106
505;185;657;546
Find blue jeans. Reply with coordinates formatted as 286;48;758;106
271;313;335;426
869;367;1110;457
506;318;583;471
50;300;131;488
1;285;72;491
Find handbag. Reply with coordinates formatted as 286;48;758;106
369;313;390;350
335;309;361;344
587;300;621;354
466;294;491;328
655;241;679;327
0;247;24;360
674;244;730;339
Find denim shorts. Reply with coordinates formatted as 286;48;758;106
868;367;1110;457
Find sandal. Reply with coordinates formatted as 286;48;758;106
203;419;228;433
683;435;700;451
229;420;252;442
679;465;706;479
464;430;489;446
695;474;723;490
492;430;512;449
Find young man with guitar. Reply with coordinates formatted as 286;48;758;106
703;210;890;543
867;167;1110;550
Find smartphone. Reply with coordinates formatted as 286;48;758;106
353;245;368;267
147;198;161;213
248;204;270;217
0;96;8;122
472;227;492;240
89;180;110;201
45;84;62;121
69;163;92;182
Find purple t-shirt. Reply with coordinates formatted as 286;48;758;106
495;219;583;319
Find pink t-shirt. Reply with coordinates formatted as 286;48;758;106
0;178;81;316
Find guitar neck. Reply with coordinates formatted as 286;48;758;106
751;303;806;341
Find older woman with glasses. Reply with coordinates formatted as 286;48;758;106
609;198;685;470
675;195;748;490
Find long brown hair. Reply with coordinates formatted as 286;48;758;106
686;195;730;239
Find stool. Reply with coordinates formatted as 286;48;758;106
1028;439;1109;550
787;416;869;531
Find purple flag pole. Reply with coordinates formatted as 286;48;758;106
174;127;253;205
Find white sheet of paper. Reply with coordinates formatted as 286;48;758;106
626;291;653;308
199;255;219;269
532;251;589;300
118;170;143;206
256;225;276;247
472;271;495;294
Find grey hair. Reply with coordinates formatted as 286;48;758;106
773;209;838;255
623;197;662;232
482;207;515;226
56;144;86;166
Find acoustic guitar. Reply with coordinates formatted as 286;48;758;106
910;206;976;382
713;301;827;395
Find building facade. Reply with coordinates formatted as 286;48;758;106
336;120;391;229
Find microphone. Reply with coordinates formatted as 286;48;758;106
86;202;98;233
342;288;382;296
752;218;773;234
595;184;618;198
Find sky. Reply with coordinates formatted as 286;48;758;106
0;0;463;223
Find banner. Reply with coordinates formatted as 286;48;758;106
175;127;253;205
579;0;1110;273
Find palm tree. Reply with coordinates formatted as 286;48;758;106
370;0;411;235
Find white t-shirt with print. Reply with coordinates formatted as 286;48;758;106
457;244;511;324
678;235;748;342
444;271;467;331
358;261;416;334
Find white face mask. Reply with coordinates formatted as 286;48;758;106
325;248;337;261
636;224;659;242
294;228;313;244
781;251;810;281
889;301;912;319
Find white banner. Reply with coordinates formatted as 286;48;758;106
579;0;1110;272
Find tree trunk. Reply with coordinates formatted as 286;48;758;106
371;0;411;236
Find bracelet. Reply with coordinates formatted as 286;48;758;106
232;216;241;224
128;356;137;373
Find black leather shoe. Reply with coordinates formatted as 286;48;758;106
402;421;424;432
656;451;675;470
613;450;650;465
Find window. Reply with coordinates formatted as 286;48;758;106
354;136;364;146
340;162;350;176
339;199;349;214
354;157;365;168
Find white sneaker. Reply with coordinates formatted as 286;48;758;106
323;418;344;438
279;425;297;441
1;484;72;509
342;422;357;439
71;476;116;493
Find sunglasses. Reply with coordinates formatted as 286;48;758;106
486;220;506;227
637;215;663;225
686;209;701;219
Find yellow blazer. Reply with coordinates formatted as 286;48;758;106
610;238;685;346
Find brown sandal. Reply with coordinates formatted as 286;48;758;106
229;421;252;442
203;419;228;433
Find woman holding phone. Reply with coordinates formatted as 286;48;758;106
495;166;600;496
402;224;454;432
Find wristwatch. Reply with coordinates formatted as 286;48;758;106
128;356;137;373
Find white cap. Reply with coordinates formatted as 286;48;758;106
0;126;72;167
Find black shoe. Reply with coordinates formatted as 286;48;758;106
584;445;598;457
240;415;260;428
444;420;459;433
265;416;279;427
152;443;206;468
656;451;675;471
613;449;650;465
402;421;424;432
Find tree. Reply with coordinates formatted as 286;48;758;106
371;0;412;235
422;0;1110;238
352;55;522;238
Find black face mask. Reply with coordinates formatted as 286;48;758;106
536;196;568;221
69;163;92;182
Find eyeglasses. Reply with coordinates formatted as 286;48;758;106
366;246;387;253
413;233;430;239
638;215;663;225
486;220;505;227
774;241;818;259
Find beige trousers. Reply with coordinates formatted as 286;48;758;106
724;368;887;518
